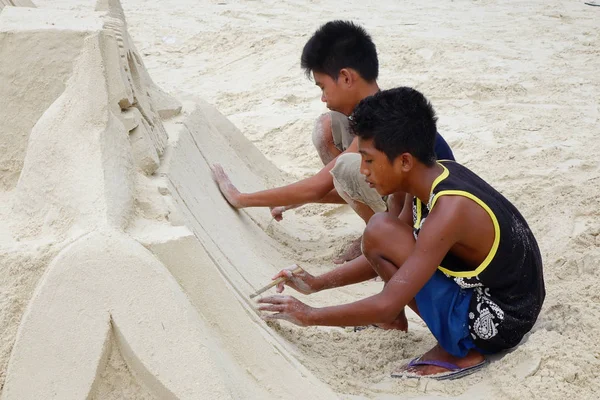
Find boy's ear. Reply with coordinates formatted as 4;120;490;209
338;68;354;87
398;153;414;172
391;153;405;174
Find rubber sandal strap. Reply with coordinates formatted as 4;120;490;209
407;357;461;371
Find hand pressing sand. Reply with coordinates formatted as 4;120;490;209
258;294;314;326
211;164;243;208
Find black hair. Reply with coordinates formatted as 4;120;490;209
350;87;438;165
301;20;378;82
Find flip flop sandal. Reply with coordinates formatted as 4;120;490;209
391;356;488;380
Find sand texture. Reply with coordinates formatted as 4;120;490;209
1;0;599;399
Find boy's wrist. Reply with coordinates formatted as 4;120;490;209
313;275;327;292
305;306;319;326
237;193;250;207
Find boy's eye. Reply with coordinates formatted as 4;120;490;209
365;160;373;164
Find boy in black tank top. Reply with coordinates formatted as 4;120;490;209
257;87;545;380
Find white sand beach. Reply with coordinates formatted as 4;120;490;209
1;0;599;399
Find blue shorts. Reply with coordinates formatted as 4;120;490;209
434;132;455;161
414;270;476;358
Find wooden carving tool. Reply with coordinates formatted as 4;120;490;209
249;266;303;299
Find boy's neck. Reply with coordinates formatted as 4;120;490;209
406;162;445;205
344;81;380;115
357;81;380;101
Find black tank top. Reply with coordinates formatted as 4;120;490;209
413;161;545;352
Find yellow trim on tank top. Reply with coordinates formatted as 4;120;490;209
430;190;501;278
414;199;422;229
430;163;450;200
414;162;450;229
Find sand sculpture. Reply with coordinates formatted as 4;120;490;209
0;1;337;398
7;1;598;399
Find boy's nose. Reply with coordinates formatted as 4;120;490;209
360;164;370;176
321;93;326;103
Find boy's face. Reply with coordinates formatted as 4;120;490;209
313;71;353;115
358;137;405;196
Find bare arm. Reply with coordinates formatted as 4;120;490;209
317;189;346;204
270;255;377;295
259;197;466;327
212;139;359;208
317;255;377;290
211;162;334;208
307;197;463;326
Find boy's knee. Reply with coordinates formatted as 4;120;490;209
363;213;396;255
313;113;340;164
311;113;333;149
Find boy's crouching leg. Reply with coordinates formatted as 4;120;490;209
362;213;416;331
395;270;487;379
312;112;341;165
392;344;486;380
362;213;415;282
330;152;386;263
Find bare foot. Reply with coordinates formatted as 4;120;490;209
211;164;243;208
375;310;408;331
400;344;485;377
333;236;363;264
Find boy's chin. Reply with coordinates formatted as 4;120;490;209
374;187;390;196
377;185;400;197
